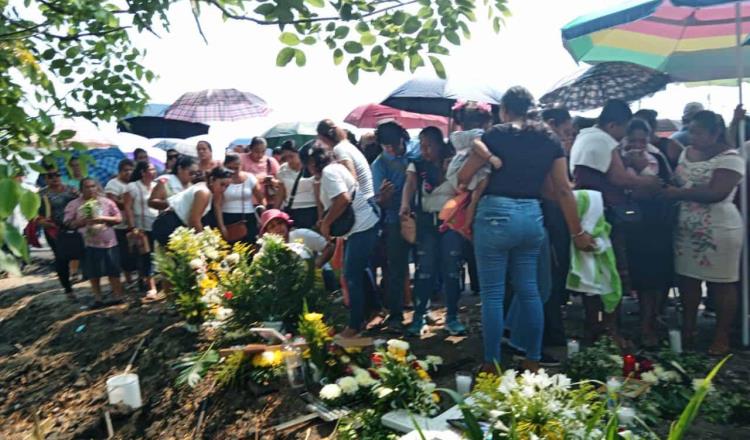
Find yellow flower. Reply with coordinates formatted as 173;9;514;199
304;313;324;322
416;369;431;381
199;276;217;292
432;392;441;403
252;350;284;368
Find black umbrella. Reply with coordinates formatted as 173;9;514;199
381;77;505;117
117;104;210;139
539;62;671;111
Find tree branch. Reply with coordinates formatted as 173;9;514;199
0;20;51;40
41;26;131;41
204;0;419;26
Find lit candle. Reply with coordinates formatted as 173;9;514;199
567;339;580;356
623;355;636;377
669;330;682;354
455;371;473;395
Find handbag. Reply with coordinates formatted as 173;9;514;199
326;190;356;237
283;169;304;215
609;202;642;224
57;228;85;261
128;183;151;255
224;179;248;242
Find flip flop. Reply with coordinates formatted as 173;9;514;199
142;291;166;303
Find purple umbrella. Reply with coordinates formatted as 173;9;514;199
164;89;272;123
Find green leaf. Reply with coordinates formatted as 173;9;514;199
428;56;446;79
173;347;220;388
0;249;21;277
276;47;296;66
403;17;421;34
19;190;41;221
346;60;359;84
279;32;300;46
418;6;433;18
0;179;20;218
445;30;460;45
254;3;275;16
333;48;344;66
305;0;325;7
392;11;407;25
409;53;423;72
294;49;306;67
343;41;363;54
56;130;77;141
4;224;28;261
302;36;316;45
355;22;369;34
493;16;502;33
360;32;376;46
334;26;350;39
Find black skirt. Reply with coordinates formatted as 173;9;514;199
286;206;318;230
152;211;185;247
222;212;259;244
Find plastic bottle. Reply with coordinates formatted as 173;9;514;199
284;335;305;389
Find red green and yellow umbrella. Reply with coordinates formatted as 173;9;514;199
562;0;750;82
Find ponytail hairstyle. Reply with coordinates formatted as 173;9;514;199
129;160;152;183
500;86;536;119
375;121;410;148
452;101;493;130
316;119;340;145
541;107;572;129
172;155;195;175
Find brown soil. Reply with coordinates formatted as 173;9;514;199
2;254;750;439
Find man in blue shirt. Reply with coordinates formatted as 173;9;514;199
371;122;418;330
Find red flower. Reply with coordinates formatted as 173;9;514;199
371;353;383;366
639;359;654;372
224;291;234;300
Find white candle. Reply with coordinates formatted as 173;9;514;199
618;407;636;426
455;372;472;395
567;339;580;356
669;329;682;353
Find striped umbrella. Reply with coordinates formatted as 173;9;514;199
540;62;671;110
164;89;271;123
562;0;750;82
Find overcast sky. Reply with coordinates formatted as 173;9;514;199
119;0;747;140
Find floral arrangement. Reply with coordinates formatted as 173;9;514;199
318;366;379;406
369;339;443;417
154;227;232;326
221;234;324;329
470;369;608;439
297;309;371;383
80;198;104;238
564;338;622;382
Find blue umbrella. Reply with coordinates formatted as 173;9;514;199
51;148;126;187
117;104;210;139
382;77;505;117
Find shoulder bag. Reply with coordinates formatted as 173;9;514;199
326;189;356;237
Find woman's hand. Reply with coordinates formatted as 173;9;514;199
489;155;503;170
319;220;331;240
572;232;596;252
220;225;228;239
398;205;411;218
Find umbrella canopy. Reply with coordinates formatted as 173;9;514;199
53;119;116;148
261;121;359;149
562;0;750;82
152;139;198;158
53;148;126;187
540;62;671;111
164;89;271;123
381;77;505;117
345;103;450;135
117;104;210;139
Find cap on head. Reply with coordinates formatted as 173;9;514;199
260;209;293;234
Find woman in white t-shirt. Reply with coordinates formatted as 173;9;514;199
215;153;266;243
152;167;233;246
149;156;199;211
274;140;319;229
124;161;160;296
316;119;375;201
304;145;379;337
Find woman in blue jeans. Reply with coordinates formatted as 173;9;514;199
400;127;466;336
304;145;380;338
459;87;594;372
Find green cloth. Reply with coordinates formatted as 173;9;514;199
566;190;622;313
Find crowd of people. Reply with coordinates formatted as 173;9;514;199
31;87;747;372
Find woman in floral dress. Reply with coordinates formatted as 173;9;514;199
663;110;745;355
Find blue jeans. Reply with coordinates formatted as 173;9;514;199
474;196;545;363
384;222;411;323
414;212;464;323
344;226;380;330
505;228;551;353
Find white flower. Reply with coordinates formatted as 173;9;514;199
552;374;572;390
425;355;443;366
353;368;377;387
692;378;715;393
520;385;536;398
417;360;429;371
215;307;233;321
205;249;219;260
493;419;510;432
609;355;625;366
337;376;360;395
387;339;410;351
319;384;342;401
340;355;351;363
662;371;681;382
225;253;240;265
189;258;203;270
641;371;659;384
376;387;394;399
